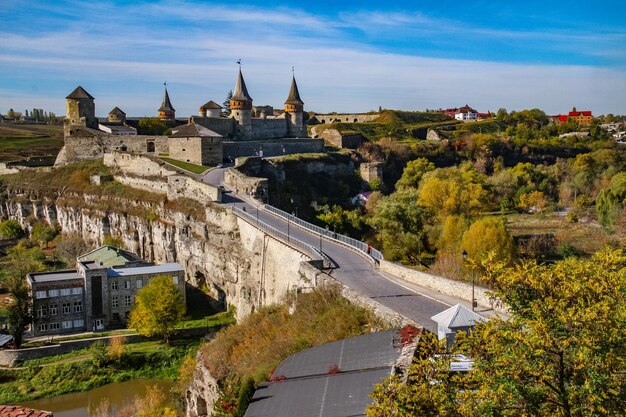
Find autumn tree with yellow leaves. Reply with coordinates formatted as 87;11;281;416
368;249;626;417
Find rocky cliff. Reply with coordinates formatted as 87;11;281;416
0;189;310;317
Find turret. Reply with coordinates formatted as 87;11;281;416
230;69;253;139
199;100;223;118
284;75;306;137
108;107;126;123
158;85;176;121
64;86;97;130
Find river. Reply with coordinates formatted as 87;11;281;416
19;379;175;416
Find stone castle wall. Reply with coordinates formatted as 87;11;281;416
222;138;324;160
190;116;236;138
310;113;379;124
250;117;288;139
56;134;168;166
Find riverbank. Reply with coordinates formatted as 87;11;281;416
0;339;196;404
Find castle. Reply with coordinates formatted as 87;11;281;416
57;69;323;166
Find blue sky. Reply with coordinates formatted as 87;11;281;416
2;0;626;116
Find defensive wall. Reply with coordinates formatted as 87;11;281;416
308;113;379;124
250;117;289;140
190;116;236;138
222;138;324;160
103;152;221;203
55;132;168;166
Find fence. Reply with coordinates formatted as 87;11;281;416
232;205;331;269
263;204;384;262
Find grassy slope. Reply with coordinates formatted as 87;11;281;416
159;157;212;174
0;124;64;162
312;110;457;142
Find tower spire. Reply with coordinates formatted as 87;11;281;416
232;68;252;102
284;74;303;106
158;83;175;121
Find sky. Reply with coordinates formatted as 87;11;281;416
1;0;626;117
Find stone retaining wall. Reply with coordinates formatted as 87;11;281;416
379;260;506;313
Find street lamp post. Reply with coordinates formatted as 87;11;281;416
320;225;329;253
287;215;290;242
461;250;477;311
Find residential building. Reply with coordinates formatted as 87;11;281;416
551;107;593;126
27;246;185;337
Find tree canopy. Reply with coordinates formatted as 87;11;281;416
368;249;626;417
128;275;186;343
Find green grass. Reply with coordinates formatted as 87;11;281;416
0;124;64;162
159;157;211;174
0;340;198;403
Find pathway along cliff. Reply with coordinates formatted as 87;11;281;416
204;165;463;332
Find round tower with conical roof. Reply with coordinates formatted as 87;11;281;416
284;75;305;137
230;69;253;139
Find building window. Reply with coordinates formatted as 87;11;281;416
48;289;59;297
60;288;71;296
72;287;83;295
73;319;84;328
49;322;60;330
125;295;132;307
112;296;118;308
62;303;71;314
124;280;131;290
39;324;47;332
62;321;72;329
74;301;83;313
49;304;58;315
111;281;118;290
136;279;143;289
35;290;47;299
37;305;48;318
172;276;179;285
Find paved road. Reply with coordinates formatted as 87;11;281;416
201;167;462;332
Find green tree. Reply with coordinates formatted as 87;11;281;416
460;217;513;264
6;279;32;349
129;275;186;343
596;172;626;231
369;189;428;264
368;249;626;417
30;221;58;248
396;158;435;190
222;90;233;116
137;118;169;135
0;219;24;240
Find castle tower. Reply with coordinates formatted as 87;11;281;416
65;86;97;131
158;85;176;121
284;75;306;137
108;107;126;123
230;69;253;139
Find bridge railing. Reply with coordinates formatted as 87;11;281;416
263;204;384;262
232;205;332;269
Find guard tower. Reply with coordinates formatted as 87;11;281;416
158;84;176;121
284;75;306;137
230;69;253;139
64;86;98;133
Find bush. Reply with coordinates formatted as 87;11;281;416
0;219;24;240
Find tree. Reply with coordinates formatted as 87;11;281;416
518;190;549;213
30;221;58;248
54;234;89;267
222;90;233;116
460;217;514;264
129;275;186;343
6;279;32;349
417;166;489;219
368;249;626;417
137;118;169;135
596;172;626;231
396;158;435;190
0;219;24;240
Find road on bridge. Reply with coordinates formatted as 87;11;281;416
200;166;484;332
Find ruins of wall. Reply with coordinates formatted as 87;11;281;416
310;113;379;124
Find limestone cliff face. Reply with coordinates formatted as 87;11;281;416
186;352;220;417
0;191;309;317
